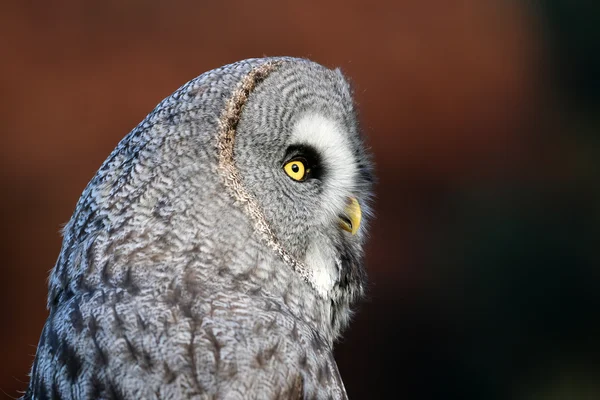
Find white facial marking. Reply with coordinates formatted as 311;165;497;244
290;113;357;296
291;113;357;222
304;238;338;297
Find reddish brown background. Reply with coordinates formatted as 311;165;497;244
2;1;599;399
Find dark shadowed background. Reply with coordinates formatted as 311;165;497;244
2;1;599;398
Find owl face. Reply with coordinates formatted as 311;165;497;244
233;61;373;298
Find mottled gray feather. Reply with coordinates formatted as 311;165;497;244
24;57;373;400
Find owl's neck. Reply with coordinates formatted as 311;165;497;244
223;249;351;344
49;213;352;348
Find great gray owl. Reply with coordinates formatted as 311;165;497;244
24;57;373;400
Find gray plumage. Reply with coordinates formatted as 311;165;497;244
25;57;374;399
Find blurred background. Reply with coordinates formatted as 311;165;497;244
1;0;599;398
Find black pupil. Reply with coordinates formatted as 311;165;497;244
291;163;300;173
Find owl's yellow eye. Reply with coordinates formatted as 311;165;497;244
283;159;308;181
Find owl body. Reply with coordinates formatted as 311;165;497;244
25;58;373;399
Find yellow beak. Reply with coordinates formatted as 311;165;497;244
339;197;362;235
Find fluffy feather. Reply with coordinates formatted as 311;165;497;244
24;57;373;400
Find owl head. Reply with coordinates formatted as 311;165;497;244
50;57;373;341
228;60;374;300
